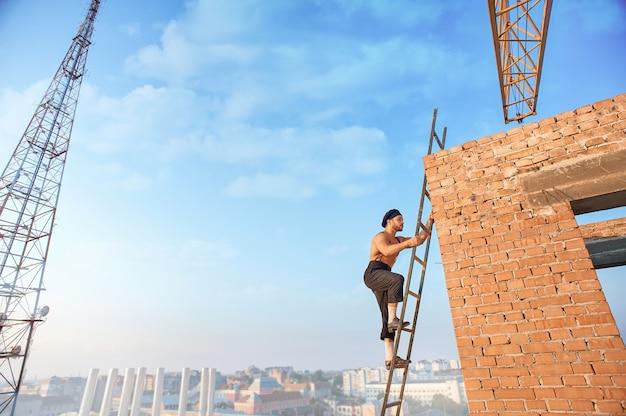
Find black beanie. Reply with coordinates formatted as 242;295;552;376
381;209;401;227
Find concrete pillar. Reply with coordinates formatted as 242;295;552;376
207;369;216;416
99;368;118;416
130;367;147;416
118;368;136;416
78;368;99;416
151;368;165;416
199;368;209;416
178;368;190;416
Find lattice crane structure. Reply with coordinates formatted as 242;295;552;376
488;0;553;123
0;1;100;413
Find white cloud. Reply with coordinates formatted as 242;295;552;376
119;23;141;37
5;1;472;201
178;239;237;266
331;0;460;25
123;1;471;113
80;83;389;199
225;173;315;200
559;0;626;34
0;80;388;200
0;80;48;156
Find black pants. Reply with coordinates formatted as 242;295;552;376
363;261;405;341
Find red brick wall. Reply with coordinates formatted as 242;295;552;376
580;218;626;240
424;93;626;415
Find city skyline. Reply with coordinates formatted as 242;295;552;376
0;0;625;380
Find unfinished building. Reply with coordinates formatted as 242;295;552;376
424;93;626;414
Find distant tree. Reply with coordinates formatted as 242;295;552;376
312;370;327;382
331;374;343;396
430;394;467;416
400;397;429;416
291;372;305;383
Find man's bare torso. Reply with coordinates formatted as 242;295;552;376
369;232;404;268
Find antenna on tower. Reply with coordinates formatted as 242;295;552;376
0;1;101;414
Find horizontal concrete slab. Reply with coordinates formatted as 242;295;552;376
572;190;626;215
585;236;626;269
521;148;626;208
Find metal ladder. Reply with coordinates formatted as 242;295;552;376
380;109;447;416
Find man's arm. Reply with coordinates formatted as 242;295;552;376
397;214;434;244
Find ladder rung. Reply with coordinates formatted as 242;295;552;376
401;326;414;333
424;189;430;200
413;255;425;267
408;290;420;300
386;401;402;408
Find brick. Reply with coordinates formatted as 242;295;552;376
533;387;555;399
562;375;586;386
554;387;605;399
526;400;547;410
596;401;625;413
494;388;535;399
491;367;530;377
529;364;572;376
592;362;626;374
546;399;570;411
605;387;626;399
569;400;595;412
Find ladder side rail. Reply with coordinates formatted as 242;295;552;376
395;232;434;416
380;109;439;414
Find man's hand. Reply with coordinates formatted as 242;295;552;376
425;213;434;229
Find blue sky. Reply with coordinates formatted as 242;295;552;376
0;0;625;378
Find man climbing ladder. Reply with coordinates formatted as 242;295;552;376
363;109;446;416
364;209;433;370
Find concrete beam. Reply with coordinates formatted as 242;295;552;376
130;368;147;416
152;368;165;416
571;189;626;215
118;368;136;416
199;368;209;416
78;369;99;416
585;236;626;269
521;148;626;207
207;368;216;416
99;368;118;416
178;368;190;416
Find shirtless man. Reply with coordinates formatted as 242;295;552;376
363;209;432;370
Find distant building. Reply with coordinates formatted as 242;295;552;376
283;381;331;400
342;368;387;397
244;377;282;395
365;379;464;405
283;382;310;398
324;397;382;416
431;360;450;373
265;367;293;385
37;377;85;398
215;384;241;405
310;381;331;399
14;394;77;416
244;366;263;378
13;395;41;416
414;361;432;372
234;391;308;415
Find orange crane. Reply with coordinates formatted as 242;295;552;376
488;0;553;123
